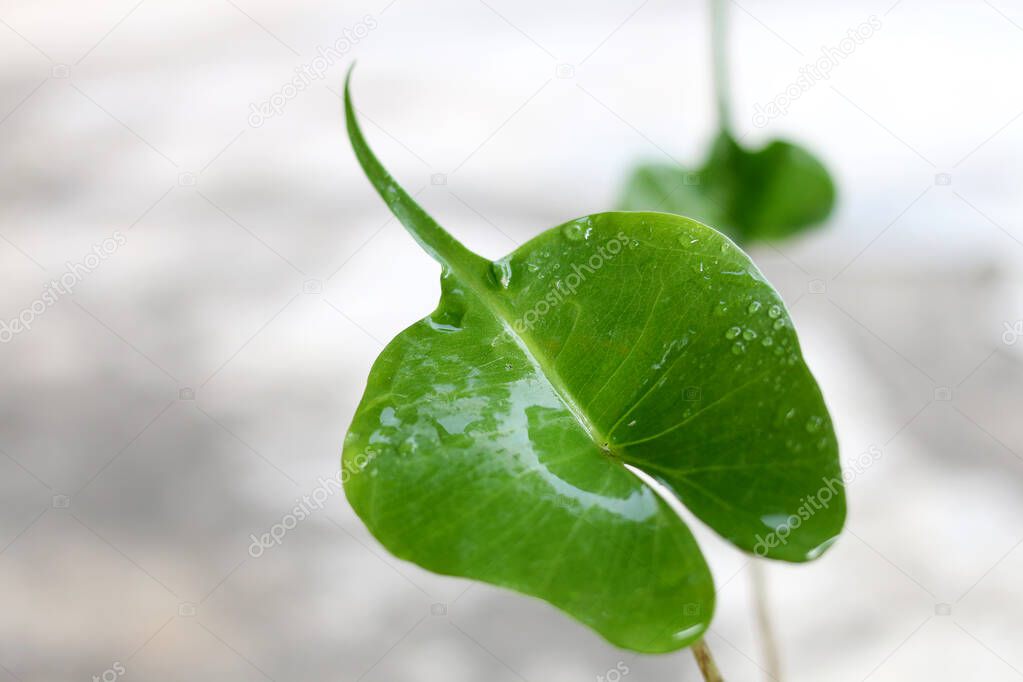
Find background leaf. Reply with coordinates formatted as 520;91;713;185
619;133;836;244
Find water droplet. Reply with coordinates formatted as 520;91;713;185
719;242;731;253
748;301;762;314
731;342;746;355
489;259;513;289
427;308;464;332
714;301;729;316
773;318;786;331
805;416;824;433
725;326;741;339
742;329;757;341
768;305;782;319
762;336;774;347
562;222;585;241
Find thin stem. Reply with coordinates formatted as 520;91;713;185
751;561;783;681
710;0;732;131
692;638;725;682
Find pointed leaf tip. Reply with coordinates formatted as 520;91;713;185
344;70;486;277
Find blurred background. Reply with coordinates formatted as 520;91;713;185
2;0;1022;680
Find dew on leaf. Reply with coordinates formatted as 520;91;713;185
490;259;513;289
562;222;585;241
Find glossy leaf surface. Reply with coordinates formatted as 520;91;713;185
620;132;836;245
341;72;845;653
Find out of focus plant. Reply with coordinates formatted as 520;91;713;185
619;0;836;245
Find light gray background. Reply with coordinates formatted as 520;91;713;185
1;0;1022;680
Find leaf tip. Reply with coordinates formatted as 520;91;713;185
343;62;357;115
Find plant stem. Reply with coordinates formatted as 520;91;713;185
692;638;725;682
751;561;782;681
709;0;732;131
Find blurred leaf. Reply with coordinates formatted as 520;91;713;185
342;72;845;653
620;132;836;244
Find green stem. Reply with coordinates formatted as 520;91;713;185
751;561;782;681
710;0;732;132
692;638;725;682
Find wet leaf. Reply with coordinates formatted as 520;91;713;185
341;71;844;653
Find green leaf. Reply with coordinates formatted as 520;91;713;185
341;70;845;654
619;132;836;244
